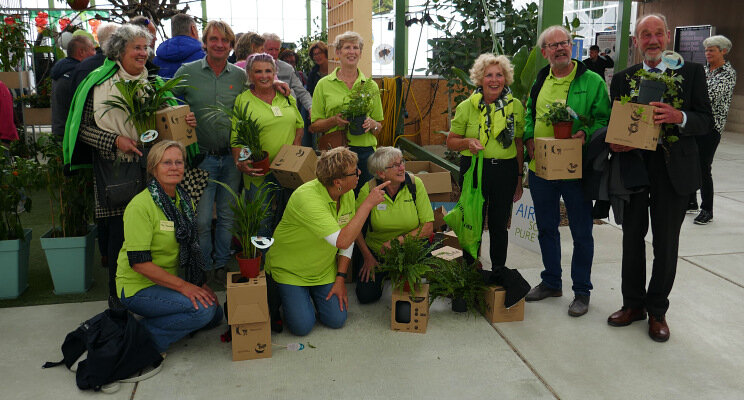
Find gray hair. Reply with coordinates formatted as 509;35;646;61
367;147;403;177
96;23;118;47
469;53;514;87
333;31;364;52
262;32;281;43
67;35;94;59
634;13;669;37
537;25;570;49
171;13;196;37
245;53;277;84
103;25;153;61
703;35;732;53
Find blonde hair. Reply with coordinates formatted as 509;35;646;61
146;140;186;177
201;21;235;48
316;147;359;186
333;31;364;52
469;53;515;87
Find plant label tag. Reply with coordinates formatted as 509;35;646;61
271;106;283;117
238;147;251;161
160;220;174;231
377;204;387;211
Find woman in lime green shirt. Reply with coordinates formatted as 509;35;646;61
116;141;222;353
354;147;435;304
265;147;389;336
446;53;525;269
309;31;384;190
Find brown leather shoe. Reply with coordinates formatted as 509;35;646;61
607;306;647;327
648;315;670;342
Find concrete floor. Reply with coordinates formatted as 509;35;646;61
3;134;744;400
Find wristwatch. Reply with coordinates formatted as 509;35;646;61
336;271;348;278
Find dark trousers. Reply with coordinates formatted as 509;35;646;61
621;150;688;317
458;156;518;268
352;247;388;304
689;130;721;212
349;145;375;192
100;215;125;299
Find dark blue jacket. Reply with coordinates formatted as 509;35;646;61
153;36;205;79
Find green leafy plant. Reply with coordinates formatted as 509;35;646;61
341;80;376;120
540;100;593;128
294;26;328;75
427;259;488;315
15;77;51;108
627;69;685;143
211;179;276;258
101;76;185;136
0;15;28;71
206;100;265;162
376;233;445;295
0;143;43;241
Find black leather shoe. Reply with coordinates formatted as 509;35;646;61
525;282;562;302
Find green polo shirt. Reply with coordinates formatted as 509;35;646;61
265;179;356;286
231;90;304;187
310;67;384;147
172;58;247;152
450;94;524;159
356;176;434;254
529;61;578;172
115;190;181;298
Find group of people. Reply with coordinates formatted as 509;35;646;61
25;10;731;353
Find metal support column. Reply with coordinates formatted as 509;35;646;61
536;0;564;69
394;0;408;77
614;0;633;72
321;1;327;34
306;0;312;37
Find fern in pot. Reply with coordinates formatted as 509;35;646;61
341;80;376;136
376;233;444;295
428;259;487;314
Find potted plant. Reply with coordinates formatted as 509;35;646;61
540;101;574;139
206;101;270;174
0;144;42;299
376;233;444;295
428;259;487;314
37;136;97;294
211;179;276;278
341;80;376;136
626;68;685;143
17;77;52;125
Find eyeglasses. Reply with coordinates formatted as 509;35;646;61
343;168;361;177
544;40;571;50
160;160;185;168
385;160;405;170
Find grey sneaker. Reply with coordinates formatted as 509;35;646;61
525;282;563;302
568;295;590;317
694;210;713;225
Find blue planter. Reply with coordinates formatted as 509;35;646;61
40;226;96;295
0;229;32;299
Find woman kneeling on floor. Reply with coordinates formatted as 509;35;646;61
116;141;222;352
265;147;388;336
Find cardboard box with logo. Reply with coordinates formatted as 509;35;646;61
270;145;318;189
391;284;429;334
407;161;452;202
226;272;271;361
483;286;525;323
605;100;660;151
534;137;582;180
155;105;197;147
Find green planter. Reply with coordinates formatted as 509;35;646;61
0;229;32;299
40;226;96;295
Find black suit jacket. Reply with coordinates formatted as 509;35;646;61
609;62;712;195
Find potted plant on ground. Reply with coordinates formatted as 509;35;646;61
0;144;42;299
37;136;97;294
206;100;270;174
341;80;376;136
428;259;487;314
211;179;276;278
376;233;444;295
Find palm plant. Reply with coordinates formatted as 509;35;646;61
376;233;444;295
428;259;488;315
206;100;265;162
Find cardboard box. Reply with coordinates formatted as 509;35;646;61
391;283;429;334
534;137;582;180
407;161;452;200
606;100;660;151
431;246;463;263
483;286;525;323
270;145;318;189
23;107;51;125
0;71;30;89
155;105;197;147
226;272;271;361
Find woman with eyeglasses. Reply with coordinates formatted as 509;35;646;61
116;140;222;353
265;147;389;336
353;147;434;304
446;53;525;269
306;41;329;96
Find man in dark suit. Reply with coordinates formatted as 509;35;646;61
607;14;712;342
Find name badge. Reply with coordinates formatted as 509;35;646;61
271;106;283;117
377;204;387;211
338;214;350;226
160;220;174;231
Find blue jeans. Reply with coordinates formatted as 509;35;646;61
528;171;594;296
276;281;347;336
196;155;241;269
120;285;223;352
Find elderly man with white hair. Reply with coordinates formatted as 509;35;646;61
262;32;313;112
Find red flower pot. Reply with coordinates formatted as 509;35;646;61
237;253;261;279
553;121;573;139
251;151;271;175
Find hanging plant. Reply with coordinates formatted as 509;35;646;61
67;0;90;11
0;15;28;72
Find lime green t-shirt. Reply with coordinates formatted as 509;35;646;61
310;67;384;147
265;179;356;286
450;94;525;159
115;189;181;298
529;61;578;172
356;175;435;254
231;90;304;187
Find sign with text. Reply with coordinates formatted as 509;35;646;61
674;25;714;65
508;188;540;254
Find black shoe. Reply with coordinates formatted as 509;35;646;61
525;282;562;302
686;202;699;214
568;295;590;317
108;295;125;310
694;210;713;225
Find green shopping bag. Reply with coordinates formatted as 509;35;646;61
444;152;485;258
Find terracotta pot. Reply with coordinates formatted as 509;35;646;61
251;151;271;175
237;253;261;278
552;121;573;139
403;281;411;292
67;0;89;10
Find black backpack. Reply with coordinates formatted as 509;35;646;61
43;308;163;391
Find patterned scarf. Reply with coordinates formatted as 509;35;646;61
147;178;206;286
472;87;515;149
